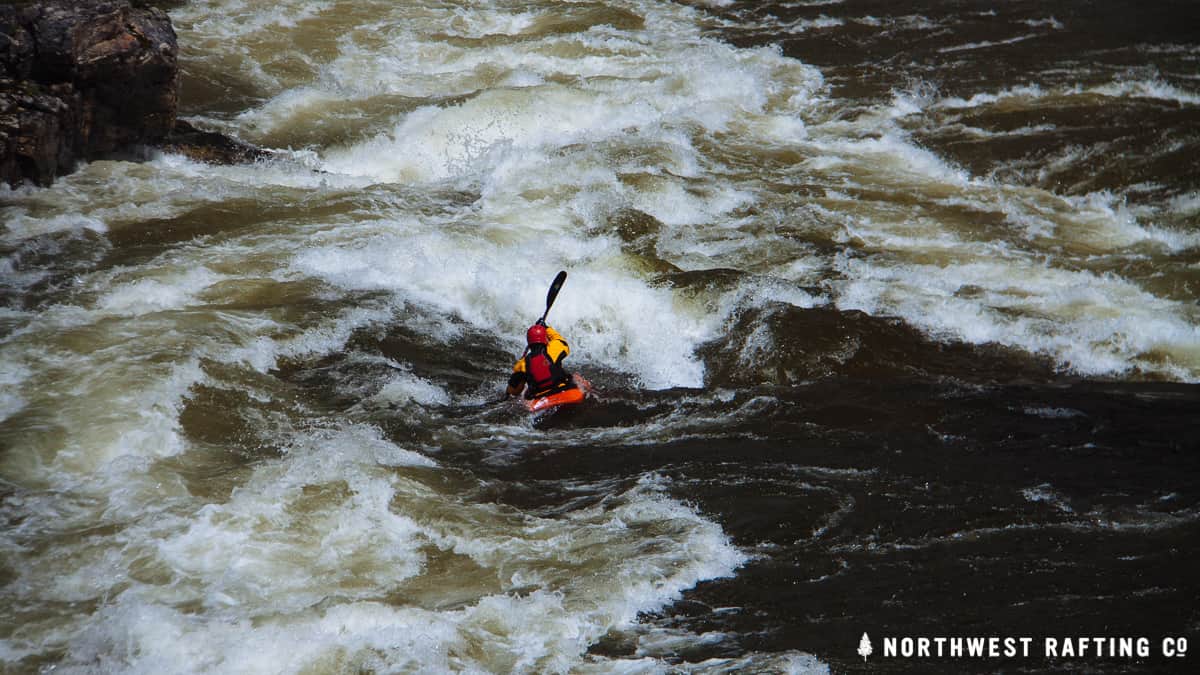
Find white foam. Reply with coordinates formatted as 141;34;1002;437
784;0;845;8
779;16;844;35
60;596;467;674
1022;17;1065;30
1021;484;1075;513
938;33;1040;54
372;366;452;407
1166;191;1200;217
1023;406;1084;419
317;36;807;187
812;133;972;186
0;251;392;486
280;1;823;187
934;84;1049;110
0;211;106;245
322;85;648;183
0;346;206;486
931;78;1200;111
21;445;748;673
0;253;50;299
155;425;433;608
236;305;396;372
634;181;757;228
608;651;829;674
96;267;225;316
0;149;374;257
887;81;940;118
0;359;29;423
851;14;938;32
833;254;1200;379
423;472;747;622
1091;78;1200;106
1058;190;1200;253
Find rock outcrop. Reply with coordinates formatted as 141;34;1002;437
1;0;179;187
160;119;271;165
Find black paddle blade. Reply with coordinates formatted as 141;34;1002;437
540;270;567;323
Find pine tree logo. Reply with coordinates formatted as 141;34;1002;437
857;632;873;661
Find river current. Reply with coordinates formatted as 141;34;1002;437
2;1;1198;673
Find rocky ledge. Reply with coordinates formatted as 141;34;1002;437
160;119;270;166
1;0;179;186
1;0;265;188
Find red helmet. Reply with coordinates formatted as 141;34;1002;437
526;324;548;345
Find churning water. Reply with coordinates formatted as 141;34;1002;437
2;0;1198;672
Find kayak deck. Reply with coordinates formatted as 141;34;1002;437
524;374;592;413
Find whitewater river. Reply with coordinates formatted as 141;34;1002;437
2;0;1198;672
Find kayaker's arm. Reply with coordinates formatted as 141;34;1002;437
544;326;569;363
506;359;526;397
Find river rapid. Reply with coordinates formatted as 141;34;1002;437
2;1;1198;673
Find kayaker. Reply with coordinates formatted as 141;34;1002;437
506;320;577;400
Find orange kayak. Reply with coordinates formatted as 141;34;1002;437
524;374;592;413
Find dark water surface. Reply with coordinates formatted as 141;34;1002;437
687;2;1200;670
690;2;1200;670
